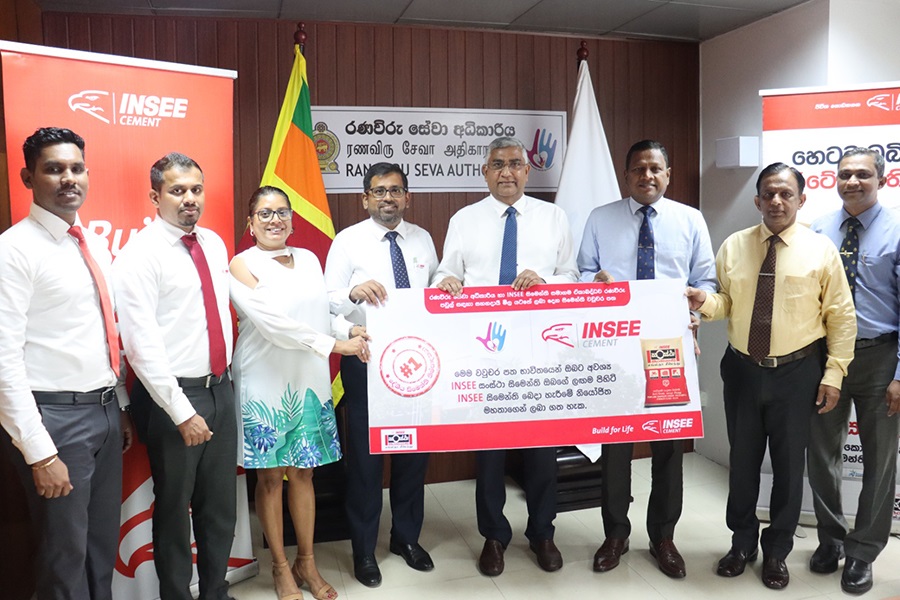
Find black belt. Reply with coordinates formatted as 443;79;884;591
33;387;116;406
177;373;229;389
855;332;898;350
730;339;821;369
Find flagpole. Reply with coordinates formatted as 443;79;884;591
294;22;306;54
577;40;588;65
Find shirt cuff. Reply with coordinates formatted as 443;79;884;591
164;393;198;426
21;430;58;466
820;367;844;391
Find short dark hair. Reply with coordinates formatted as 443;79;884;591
841;146;885;178
756;162;805;194
363;162;408;192
22;127;85;172
248;185;290;216
625;140;669;170
150;152;203;191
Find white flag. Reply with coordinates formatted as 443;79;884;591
555;61;620;251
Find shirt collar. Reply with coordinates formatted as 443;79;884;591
366;217;408;240
154;215;204;246
490;195;529;218
627;197;667;216
29;203;83;242
758;221;800;246
841;202;881;230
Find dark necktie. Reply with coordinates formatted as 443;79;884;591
68;226;120;377
748;235;780;363
840;217;860;301
181;234;227;376
499;206;517;285
385;231;410;289
636;205;656;280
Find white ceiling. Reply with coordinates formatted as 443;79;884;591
34;0;810;42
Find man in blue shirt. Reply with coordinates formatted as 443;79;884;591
577;139;716;579
807;146;900;595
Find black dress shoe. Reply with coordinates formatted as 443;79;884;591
593;537;629;572
529;539;563;572
390;540;435;571
841;557;873;594
478;539;505;576
762;556;789;590
809;543;844;574
716;547;758;577
649;538;686;579
353;554;382;588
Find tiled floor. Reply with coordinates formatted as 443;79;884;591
230;453;900;599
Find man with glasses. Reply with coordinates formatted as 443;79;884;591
324;162;439;587
434;136;579;577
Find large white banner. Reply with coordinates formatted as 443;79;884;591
309;106;566;192
365;280;703;453
760;82;900;531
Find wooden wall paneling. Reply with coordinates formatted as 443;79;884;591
516;34;535;110
409;28;430;107
464;31;483;108
371;25;395;106
110;16;135;57
547;37;568;114
67;14;91;51
153;18;176;62
446;29;466;108
256;19;281;191
428;29;448;108
354;26;376;106
88;16;112;54
498;33;518;109
335;25;357;105
389;27;411;107
532;35;551;112
196;20;218;67
132;16;156;59
480;32;501;109
41;13;68;50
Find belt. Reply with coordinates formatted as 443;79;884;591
33;387;116;406
855;331;898;350
177;373;229;389
730;340;821;369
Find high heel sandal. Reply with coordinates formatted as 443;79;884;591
273;560;304;600
292;554;338;600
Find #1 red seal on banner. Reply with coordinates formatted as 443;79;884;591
379;336;441;397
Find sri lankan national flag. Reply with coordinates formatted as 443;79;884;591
237;45;344;401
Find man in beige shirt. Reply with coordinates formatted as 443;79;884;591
687;162;856;591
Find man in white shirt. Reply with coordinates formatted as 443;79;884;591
325;162;439;587
434;136;579;577
114;153;236;600
0;127;131;600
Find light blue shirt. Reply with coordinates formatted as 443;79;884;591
811;202;900;380
577;197;717;292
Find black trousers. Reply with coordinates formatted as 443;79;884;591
475;447;558;546
342;355;429;557
132;378;237;600
721;343;823;560
600;439;683;543
9;399;122;600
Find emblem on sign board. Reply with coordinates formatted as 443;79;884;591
314;122;340;173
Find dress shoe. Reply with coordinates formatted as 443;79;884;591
649;538;686;579
353;554;382;588
389;540;435;571
809;543;844;574
761;556;789;590
593;537;629;572
841;557;873;594
529;539;563;572
478;539;505;576
716;547;758;577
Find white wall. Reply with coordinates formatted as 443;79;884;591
827;0;900;85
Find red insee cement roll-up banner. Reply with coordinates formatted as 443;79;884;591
0;41;254;599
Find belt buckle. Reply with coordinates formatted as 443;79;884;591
204;375;213;388
759;356;778;368
100;388;116;405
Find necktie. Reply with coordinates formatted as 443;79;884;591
747;235;780;363
499;206;517;285
181;234;227;376
68;226;120;377
840;217;860;301
385;231;410;289
636;205;656;280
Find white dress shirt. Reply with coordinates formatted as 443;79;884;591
325;218;438;326
433;195;579;286
114;217;232;426
0;204;120;464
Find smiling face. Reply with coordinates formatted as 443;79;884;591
362;172;410;229
249;192;292;250
624;149;670;206
21;142;89;225
483;145;530;206
755;169;806;234
837;153;884;216
150;165;205;232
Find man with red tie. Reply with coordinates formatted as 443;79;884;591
0;127;132;600
115;152;236;600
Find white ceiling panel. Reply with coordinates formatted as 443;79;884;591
511;0;662;34
617;2;769;41
402;0;543;26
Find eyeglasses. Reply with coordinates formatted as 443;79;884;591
487;159;526;172
253;207;293;222
367;186;407;199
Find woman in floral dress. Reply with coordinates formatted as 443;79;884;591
230;186;369;600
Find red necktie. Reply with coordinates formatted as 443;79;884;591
181;234;227;376
68;226;120;377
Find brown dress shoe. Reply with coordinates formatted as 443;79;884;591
716;547;758;577
529;539;563;572
762;556;789;589
593;538;629;572
478;539;505;576
649;538;686;578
